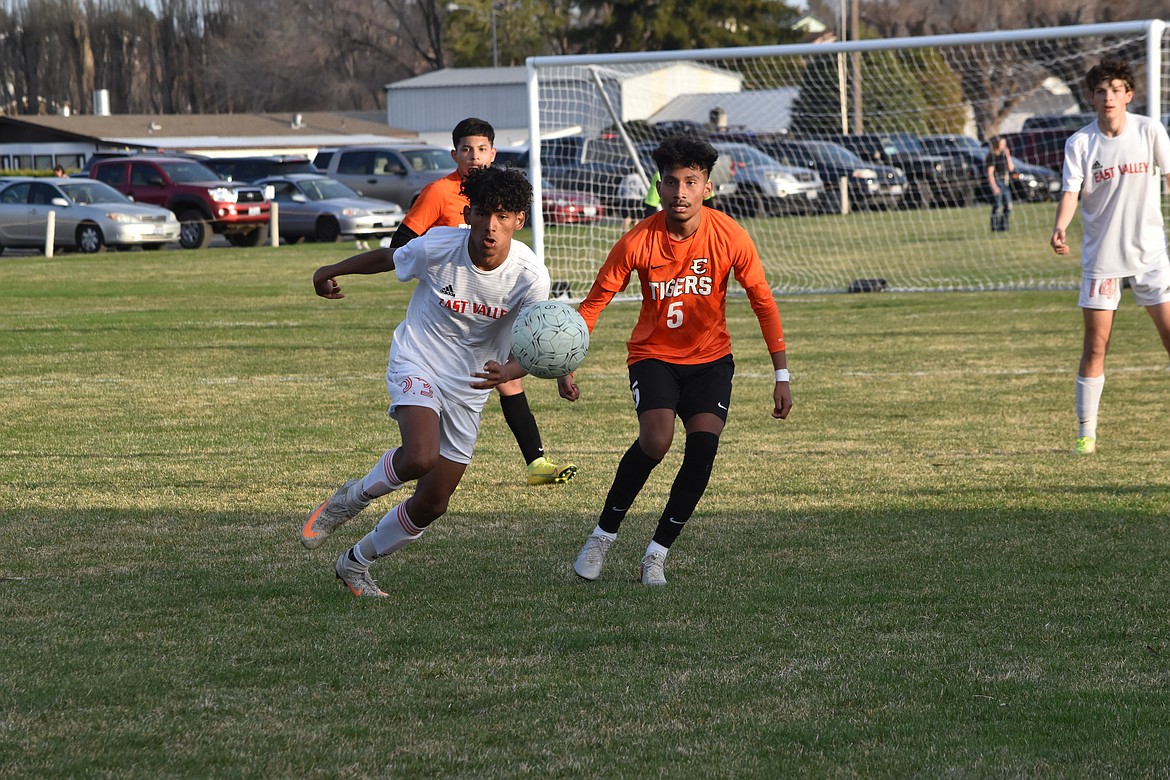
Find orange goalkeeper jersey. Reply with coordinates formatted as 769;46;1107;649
577;208;785;366
401;171;467;234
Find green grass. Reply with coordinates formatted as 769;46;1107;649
2;244;1169;778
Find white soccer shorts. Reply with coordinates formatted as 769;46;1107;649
1079;260;1170;310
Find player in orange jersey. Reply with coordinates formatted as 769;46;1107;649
560;135;792;585
390;118;577;486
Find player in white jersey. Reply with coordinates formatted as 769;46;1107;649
300;166;552;597
1051;59;1170;455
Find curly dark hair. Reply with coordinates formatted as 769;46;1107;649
1084;59;1135;95
461;165;532;215
651;135;719;176
452;117;495;148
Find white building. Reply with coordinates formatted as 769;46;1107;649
385;62;744;148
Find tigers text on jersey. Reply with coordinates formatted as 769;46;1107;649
1061;113;1170;278
577;208;785;365
401;171;469;235
388;227;550;409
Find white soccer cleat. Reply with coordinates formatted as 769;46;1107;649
640;552;667;586
573;534;615;581
334;550;388;598
301;478;370;550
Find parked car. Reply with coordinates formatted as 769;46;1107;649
311;148;338;171
499;139;645;212
711;142;823;217
76;150;211;179
0;176;180;253
542;183;606;225
317;145;456;208
1021;113;1094;131
255;174;404;243
820;132;974;208
1000;128;1078;172
919;134;1061;202
763;139;907;211
203;155;317;183
495;150;608;225
88;156;269;249
580;135;737;206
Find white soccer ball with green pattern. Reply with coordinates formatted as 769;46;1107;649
510;301;590;379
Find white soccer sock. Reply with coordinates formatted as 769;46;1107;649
1075;374;1105;438
356;500;424;562
645;541;669;559
592;525;617;541
360;448;406;499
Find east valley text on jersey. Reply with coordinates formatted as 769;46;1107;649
577;208;785;365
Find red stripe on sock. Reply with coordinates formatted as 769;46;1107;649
397;503;423;536
383;448;401;487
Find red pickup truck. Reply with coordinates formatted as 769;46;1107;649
89;156;270;249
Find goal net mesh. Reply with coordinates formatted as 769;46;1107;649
527;23;1169;298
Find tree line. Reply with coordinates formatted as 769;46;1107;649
0;0;800;116
0;0;1164;127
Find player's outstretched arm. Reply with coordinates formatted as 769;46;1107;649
312;247;395;299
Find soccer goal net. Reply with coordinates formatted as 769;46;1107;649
525;20;1169;297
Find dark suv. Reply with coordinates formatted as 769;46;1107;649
90;156;270;249
202;155;317;183
821;133;974;209
762;139;908;211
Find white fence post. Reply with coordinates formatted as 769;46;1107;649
270;201;279;247
44;210;56;258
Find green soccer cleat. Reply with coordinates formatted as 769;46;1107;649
301;478;369;550
334;550;388;598
640;552;667;586
527;456;577;486
1073;436;1097;455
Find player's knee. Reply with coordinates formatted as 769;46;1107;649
638;432;673;460
409;493;449;523
497;378;524;395
684;431;720;466
396;444;441;478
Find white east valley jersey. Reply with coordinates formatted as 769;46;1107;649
387;226;550;410
1061;113;1170;278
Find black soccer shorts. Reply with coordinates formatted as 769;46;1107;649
627;354;735;422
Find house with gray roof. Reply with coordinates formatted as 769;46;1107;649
0;111;415;173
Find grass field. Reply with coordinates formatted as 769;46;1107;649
2;241;1169;778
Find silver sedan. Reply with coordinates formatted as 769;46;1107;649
256;174;404;243
0;177;180;253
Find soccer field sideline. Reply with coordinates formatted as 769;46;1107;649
2;246;1169;777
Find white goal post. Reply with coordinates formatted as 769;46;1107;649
524;20;1168;297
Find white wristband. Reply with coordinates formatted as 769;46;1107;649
775;369;790;383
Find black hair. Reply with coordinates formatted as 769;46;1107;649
652;135;719;176
452;117;495;148
1084;59;1136;95
461;166;531;214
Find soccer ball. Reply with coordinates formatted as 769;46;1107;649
510;301;590;379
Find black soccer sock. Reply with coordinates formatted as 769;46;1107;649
651;432;720;549
499;391;544;465
597;440;662;534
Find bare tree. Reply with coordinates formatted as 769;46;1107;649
859;0;1170;134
